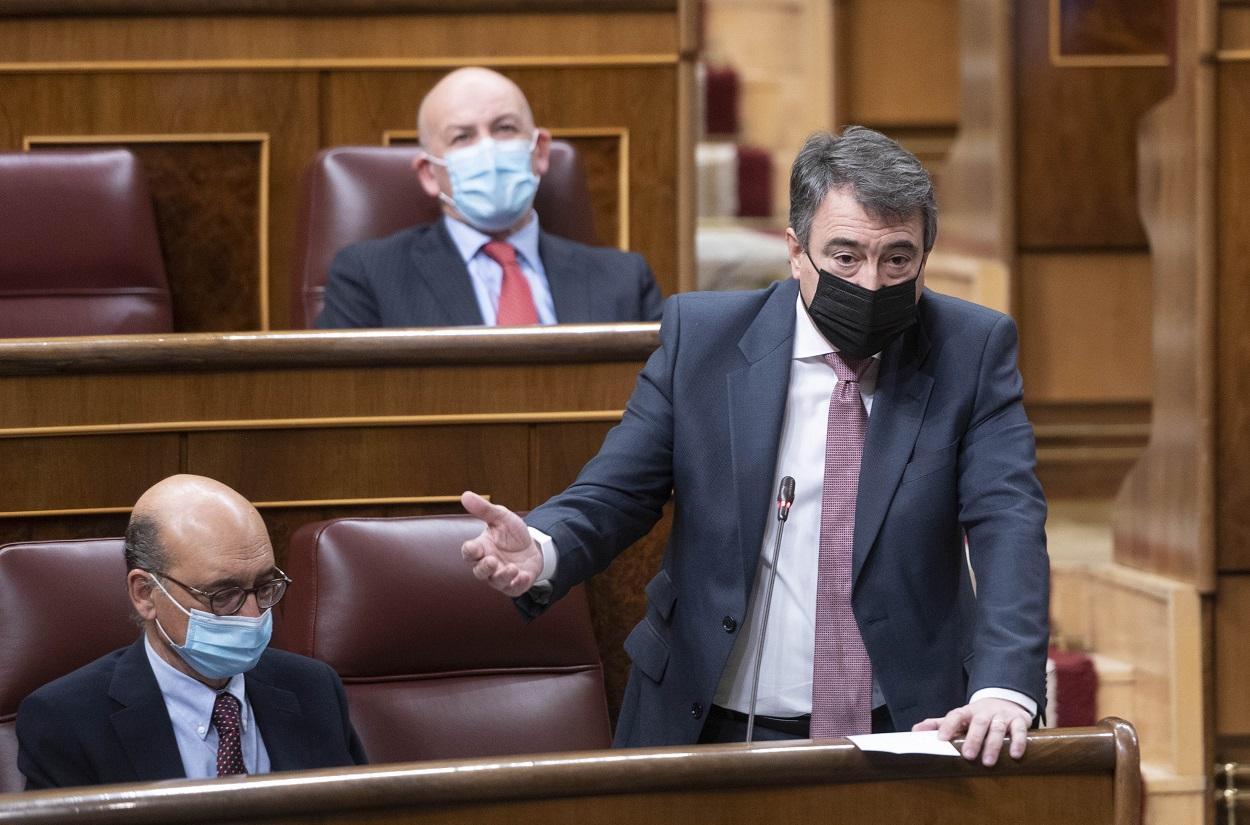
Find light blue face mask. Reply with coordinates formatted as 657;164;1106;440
151;576;272;680
427;132;540;233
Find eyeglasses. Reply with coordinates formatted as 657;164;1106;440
147;567;292;616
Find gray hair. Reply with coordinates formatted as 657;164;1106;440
125;513;167;574
789;126;937;252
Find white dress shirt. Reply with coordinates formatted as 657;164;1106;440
144;635;271;778
442;213;558;325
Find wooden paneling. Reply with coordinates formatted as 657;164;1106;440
1216;575;1250;738
1057;0;1168;57
1217;62;1250;573
1017;253;1154;403
1015;0;1170;251
0;434;180;513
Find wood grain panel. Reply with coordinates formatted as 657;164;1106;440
1216;575;1250;736
323;65;678;297
0;434;180;512
1017;253;1154;403
0;13;679;64
1217;62;1250;572
1223;4;1250;49
29;137;265;332
1057;0;1168;56
185;426;530;506
1015;0;1170;250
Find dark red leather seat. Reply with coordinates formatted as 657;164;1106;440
289;142;597;328
0;538;135;793
0;150;172;338
274;515;612;763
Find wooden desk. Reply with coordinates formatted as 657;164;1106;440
0;324;664;718
0;719;1142;825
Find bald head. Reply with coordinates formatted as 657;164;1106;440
417;67;535;156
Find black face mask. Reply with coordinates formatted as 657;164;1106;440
803;250;919;359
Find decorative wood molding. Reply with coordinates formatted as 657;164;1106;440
0;494;476;520
1048;0;1169;68
0;54;680;74
0;0;678;15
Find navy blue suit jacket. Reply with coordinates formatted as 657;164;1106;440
315;221;663;328
16;637;367;789
521;278;1049;748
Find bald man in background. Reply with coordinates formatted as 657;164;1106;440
315;66;662;329
16;475;366;789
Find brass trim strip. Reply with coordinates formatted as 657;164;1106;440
0;54;680;74
22;132;273;329
1215;49;1250;62
1048;0;1169;67
0;410;626;439
0;495;472;520
382;126;631;249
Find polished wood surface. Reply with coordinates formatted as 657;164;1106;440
0;328;662;718
0;720;1141;825
0;0;675;13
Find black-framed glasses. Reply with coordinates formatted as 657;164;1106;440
147;567;292;616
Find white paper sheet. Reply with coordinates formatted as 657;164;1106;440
846;730;962;756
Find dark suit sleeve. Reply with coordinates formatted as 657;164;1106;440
636;257;663;322
958;313;1050;708
315;244;382;329
329;667;368;765
519;295;680;613
16;690;97;790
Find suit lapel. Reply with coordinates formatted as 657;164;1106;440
410;220;485;325
244;655;304;772
728;280;798;593
852;307;934;586
540;232;590;323
108;637;188;783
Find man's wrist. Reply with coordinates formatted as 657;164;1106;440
969;687;1036;718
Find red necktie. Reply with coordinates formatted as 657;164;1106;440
481;240;538;326
810;352;875;738
212;691;247;777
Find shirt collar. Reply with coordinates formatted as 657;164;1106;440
144;634;247;741
442;212;543;271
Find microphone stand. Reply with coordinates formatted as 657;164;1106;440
745;476;795;744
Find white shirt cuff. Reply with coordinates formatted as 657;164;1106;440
527;526;557;584
969;687;1037;719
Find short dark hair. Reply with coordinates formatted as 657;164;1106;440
124;513;167;574
789;126;938;252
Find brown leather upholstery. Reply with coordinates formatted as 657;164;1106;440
274;516;612;762
290;141;597;328
0;538;135;793
0;150;172;338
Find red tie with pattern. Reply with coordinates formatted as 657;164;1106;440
212;691;247;777
481;240;539;326
810;352;875;739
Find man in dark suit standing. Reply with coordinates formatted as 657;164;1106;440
16;475;366;789
460;127;1049;766
315;67;662;329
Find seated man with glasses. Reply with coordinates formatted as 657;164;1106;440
16;474;367;790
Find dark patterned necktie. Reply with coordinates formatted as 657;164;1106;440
211;691;247;777
810;352;874;738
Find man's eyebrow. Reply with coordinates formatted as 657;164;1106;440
883;239;920;253
821;236;864;254
204;566;279;590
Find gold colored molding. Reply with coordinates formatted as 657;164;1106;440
0;54;680;74
382;126;631;250
0;495;475;520
1215;49;1250;61
22;132;273;330
1048;0;1169;68
0;410;626;440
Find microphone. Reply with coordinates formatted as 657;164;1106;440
745;476;796;744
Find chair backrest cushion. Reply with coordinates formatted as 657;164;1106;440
290;141;597;327
274;515;612;762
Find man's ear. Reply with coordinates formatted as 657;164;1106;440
531;128;552;177
128;569;158;621
785;228;806;280
412;151;444;199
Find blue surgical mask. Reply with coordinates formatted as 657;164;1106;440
151;577;272;680
427;133;540;233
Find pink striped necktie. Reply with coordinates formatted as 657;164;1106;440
481;240;539;326
212;691;247;777
810;351;874;739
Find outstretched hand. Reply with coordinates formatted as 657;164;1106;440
459;491;544;597
912;697;1032;766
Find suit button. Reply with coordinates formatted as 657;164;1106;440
722;615;738;633
690;702;704;719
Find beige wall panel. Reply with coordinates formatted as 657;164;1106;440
838;0;960;126
1017;253;1153;403
185;426;530;506
322;66;679;297
1216;575;1250;736
1220;4;1250;49
0;362;640;430
0;434;180;512
0;12;678;64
